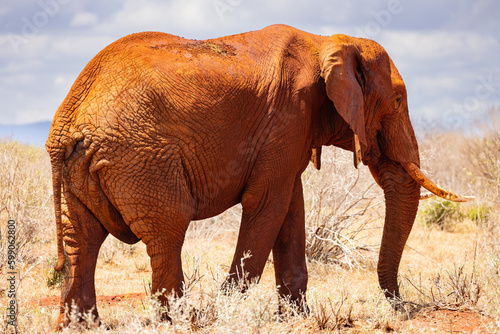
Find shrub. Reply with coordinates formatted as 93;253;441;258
45;256;64;288
418;199;462;231
401;264;482;313
419;197;493;231
468;205;491;223
467;108;500;201
0;140;53;276
303;147;383;268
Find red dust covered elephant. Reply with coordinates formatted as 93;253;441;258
46;24;471;328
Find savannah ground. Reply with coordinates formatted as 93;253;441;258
1;117;500;333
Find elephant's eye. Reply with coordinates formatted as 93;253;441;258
394;95;402;110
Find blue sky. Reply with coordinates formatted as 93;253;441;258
1;0;499;132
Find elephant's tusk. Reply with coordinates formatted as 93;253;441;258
370;163;437;201
419;193;435;200
401;162;474;203
353;134;362;169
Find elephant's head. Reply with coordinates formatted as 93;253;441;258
318;34;472;302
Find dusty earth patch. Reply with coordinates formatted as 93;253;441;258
398;309;495;333
28;293;147;308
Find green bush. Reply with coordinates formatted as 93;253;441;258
45;256;64;288
419;198;493;231
419;199;462;230
468;205;491;223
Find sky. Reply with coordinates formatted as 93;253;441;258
1;0;499;133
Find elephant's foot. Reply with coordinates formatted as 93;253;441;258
220;268;258;296
56;302;102;331
274;271;309;315
150;289;174;323
277;293;309;319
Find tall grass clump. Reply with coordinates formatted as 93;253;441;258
0;140;53;286
467;109;500;202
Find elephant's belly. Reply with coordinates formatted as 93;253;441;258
192;188;243;221
182;149;249;221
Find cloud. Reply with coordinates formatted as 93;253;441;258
0;0;499;132
92;0;217;38
381;30;499;64
379;28;500;130
0;4;7;16
70;12;99;27
47;35;115;59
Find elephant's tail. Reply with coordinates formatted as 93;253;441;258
47;146;66;271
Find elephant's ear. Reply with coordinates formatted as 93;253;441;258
320;35;367;146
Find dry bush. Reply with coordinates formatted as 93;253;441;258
0;140;53;286
416;113;498;232
99;237;138;266
310;293;354;331
466;109;500;202
188;203;242;240
463;109;500;323
418;131;473;195
413;123;500;319
400;262;483;316
421;110;500;320
303;146;383;269
418;107;500;202
470;134;500;200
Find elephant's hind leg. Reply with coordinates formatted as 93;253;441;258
106;169;194;320
97;150;196;320
135;204;192;321
57;190;108;329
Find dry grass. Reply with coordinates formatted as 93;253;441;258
1;124;500;333
0;141;53;261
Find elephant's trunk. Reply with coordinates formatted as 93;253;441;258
369;156;473;302
370;157;420;301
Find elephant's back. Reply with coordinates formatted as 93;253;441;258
46;25;320;154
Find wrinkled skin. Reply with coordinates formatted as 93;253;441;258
47;25;423;328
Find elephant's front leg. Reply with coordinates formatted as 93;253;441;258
58;191;108;329
223;172;296;293
137;204;192;320
272;177;309;314
146;238;185;319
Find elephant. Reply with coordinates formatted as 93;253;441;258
46;24;471;327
